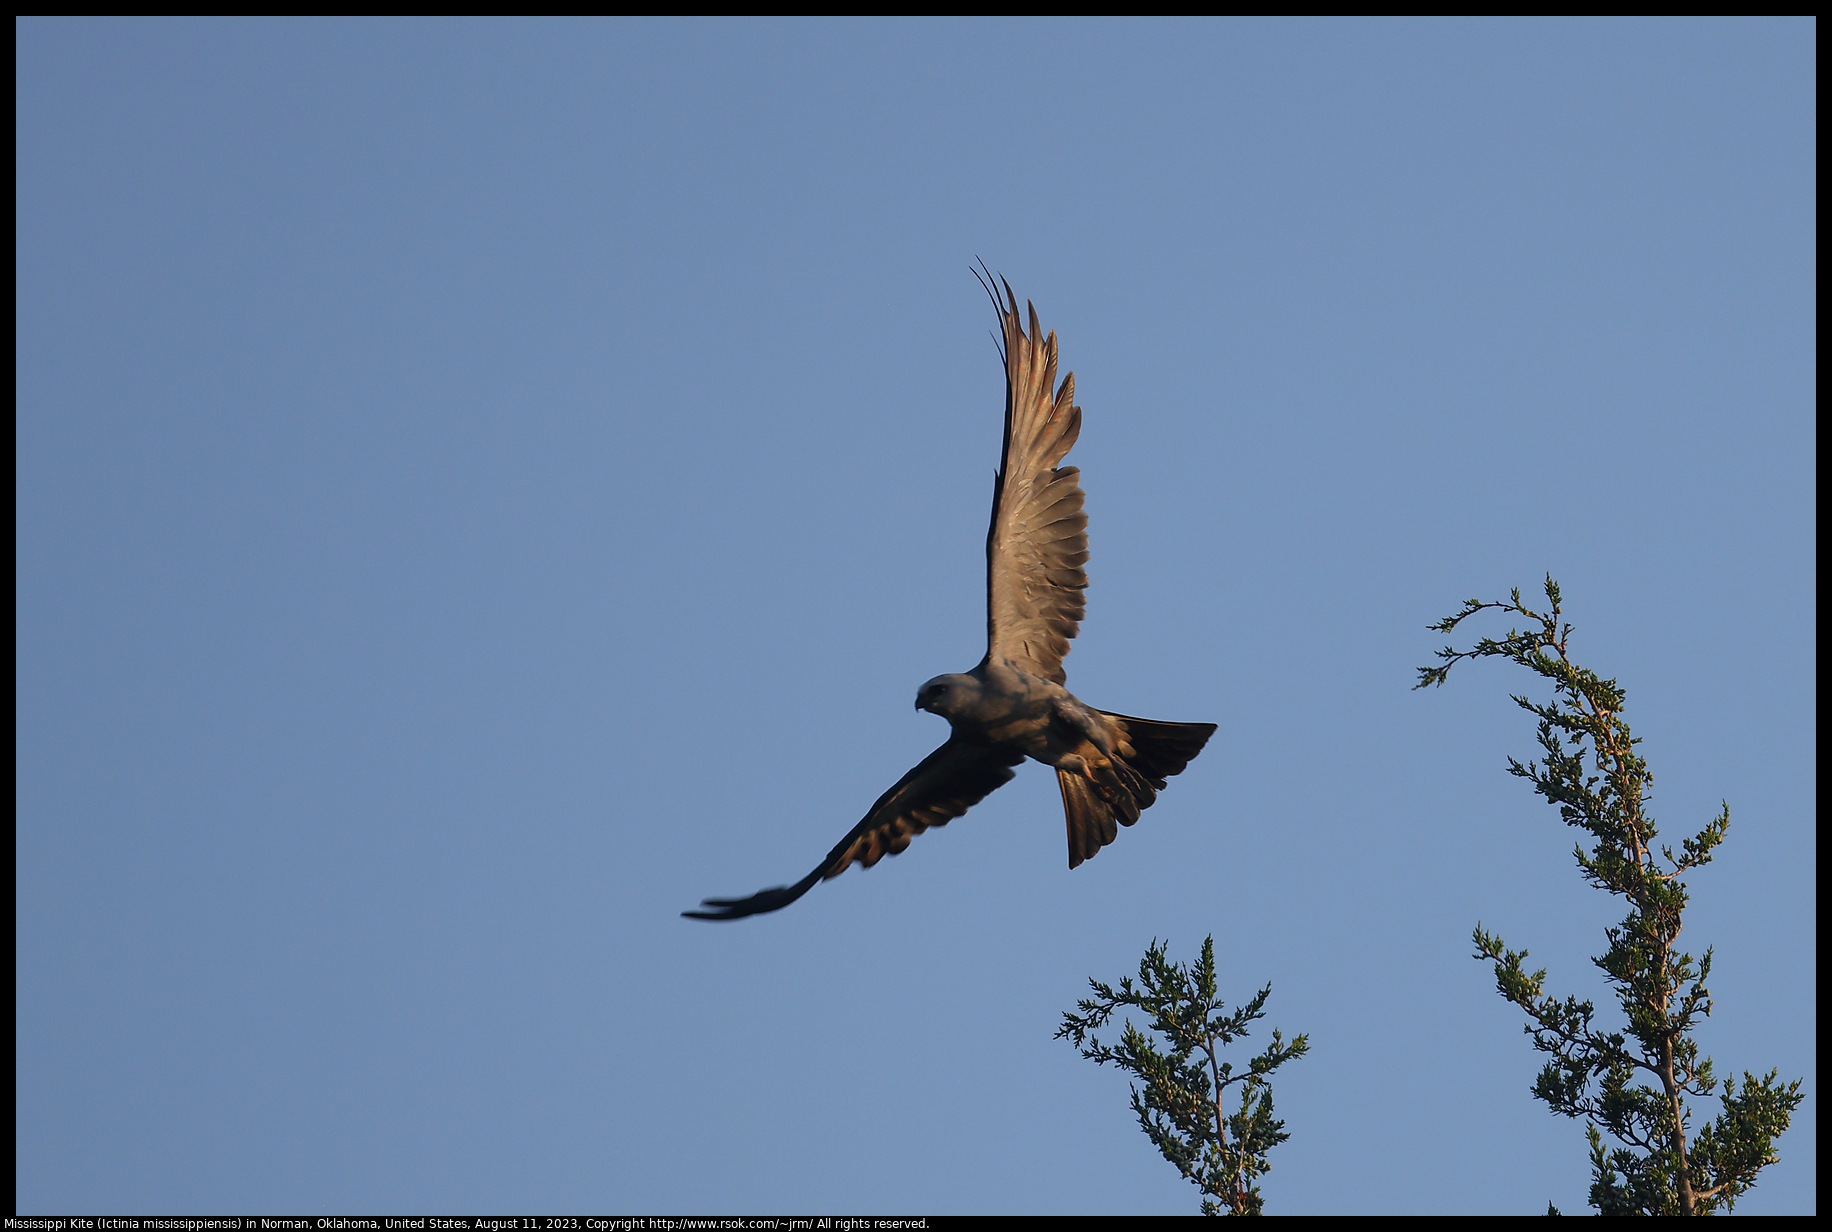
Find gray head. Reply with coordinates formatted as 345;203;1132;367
915;672;982;718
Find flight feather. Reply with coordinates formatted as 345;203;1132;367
983;277;1089;685
682;737;1021;920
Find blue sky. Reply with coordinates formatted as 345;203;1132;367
16;17;1814;1215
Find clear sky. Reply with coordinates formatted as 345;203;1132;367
16;17;1814;1215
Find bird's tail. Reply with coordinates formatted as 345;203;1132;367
1058;712;1218;868
1103;712;1217;785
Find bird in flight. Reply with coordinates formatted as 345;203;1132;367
685;272;1216;920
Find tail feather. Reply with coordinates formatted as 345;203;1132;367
1058;770;1118;868
1101;712;1217;783
1058;712;1218;868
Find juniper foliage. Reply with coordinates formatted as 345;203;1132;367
1057;937;1308;1215
1419;577;1803;1215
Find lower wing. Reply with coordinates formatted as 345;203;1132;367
683;735;1024;920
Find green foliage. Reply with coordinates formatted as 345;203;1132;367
1420;577;1804;1215
1057;937;1308;1215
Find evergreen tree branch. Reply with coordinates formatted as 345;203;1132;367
1423;579;1803;1214
1058;937;1308;1215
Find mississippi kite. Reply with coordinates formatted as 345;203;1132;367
685;275;1216;920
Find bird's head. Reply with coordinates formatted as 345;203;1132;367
915;673;980;719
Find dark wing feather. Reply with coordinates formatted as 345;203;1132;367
683;736;1022;920
981;275;1088;685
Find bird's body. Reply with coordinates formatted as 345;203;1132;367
685;274;1215;920
917;662;1088;762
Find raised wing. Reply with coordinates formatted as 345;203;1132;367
981;274;1088;685
683;736;1023;920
